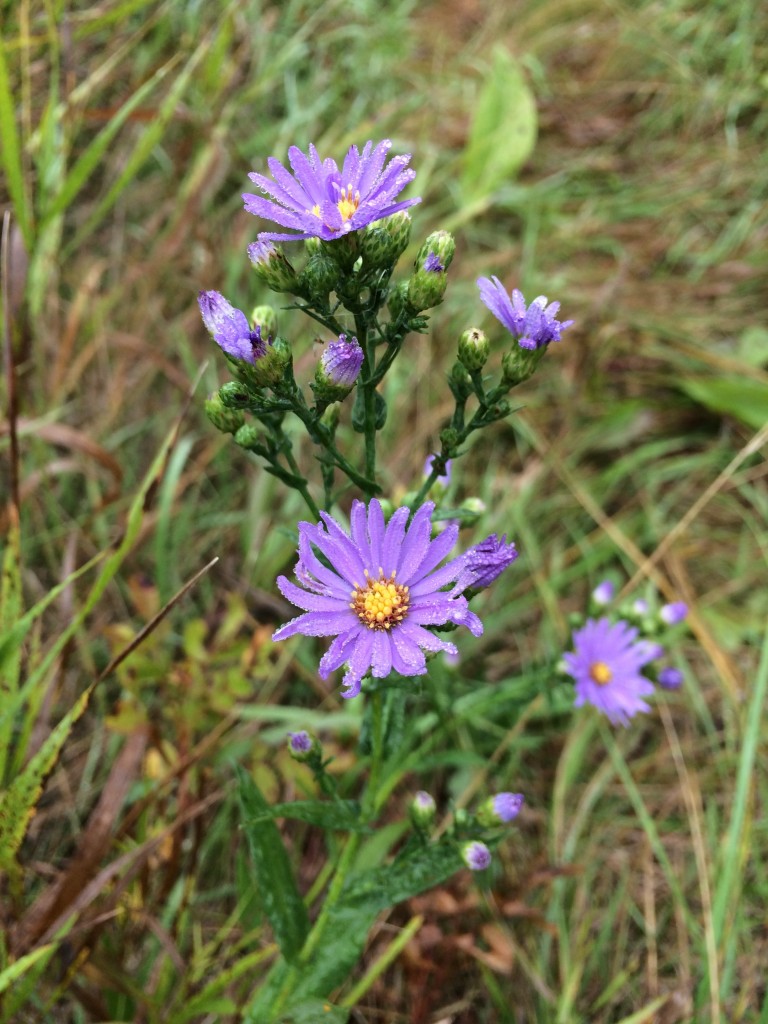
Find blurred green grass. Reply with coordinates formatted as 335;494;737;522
1;0;767;1020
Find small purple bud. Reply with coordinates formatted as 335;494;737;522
458;534;518;591
198;290;265;364
287;730;318;762
423;251;444;273
660;601;688;626
492;792;524;822
592;580;615;606
319;335;364;389
462;840;492;872
633;598;649;615
410;790;437;829
658;667;684;690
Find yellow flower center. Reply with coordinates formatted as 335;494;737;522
589;661;613;686
350;569;409;631
310;185;360;232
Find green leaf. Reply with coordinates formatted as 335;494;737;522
0;515;22;781
461;46;537;200
277;1000;349;1024
261;801;366;831
678;374;768;430
0;35;33;247
0;943;55;997
236;765;310;964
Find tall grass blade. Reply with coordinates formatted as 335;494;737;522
0;34;33;248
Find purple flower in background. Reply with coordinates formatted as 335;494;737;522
492;792;524;822
243;140;420;242
660;601;688;626
658;667;684;690
423;454;452;488
563;617;657;726
272;499;483;699
320;335;364;388
287;730;313;755
592;580;615;606
198;291;267;363
633;598;650;615
423;251;444;272
457;534;518;590
462;841;492;871
477;276;573;350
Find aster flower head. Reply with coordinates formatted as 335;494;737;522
410;790;437;829
660;601;688;626
271;499;483;699
592;579;615;607
198;290;267;364
457;533;518;591
477;791;524;827
477;276;573;350
318;335;364;389
563;617;658;727
462;840;492;871
243;139;420;243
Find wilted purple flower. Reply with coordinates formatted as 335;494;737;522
477;276;573;350
658;667;684;690
457;534;518;590
462;841;492;871
272;499;483;699
198;291;267;363
243;140;420;242
592;580;615;606
660;601;688;626
423;454;452;489
319;335;364;388
563;617;657;726
423;251;444;272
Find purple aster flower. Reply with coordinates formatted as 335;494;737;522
198;290;267;364
477;276;573;350
423;454;452;489
658;666;684;690
243;140;421;243
319;335;364;388
271;499;483;699
456;534;518;591
563;617;657;727
592;580;615;606
660;601;688;626
478;792;524;826
423;251;444;273
462;840;492;871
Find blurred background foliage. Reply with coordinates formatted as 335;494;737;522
1;0;767;1020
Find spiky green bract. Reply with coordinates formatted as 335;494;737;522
360;211;412;271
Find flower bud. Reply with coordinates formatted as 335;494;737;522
233;423;263;451
407;262;448;312
415;231;455;272
501;343;545;385
320;402;341;432
387;280;411;321
409;790;437;831
439;426;460;451
250;304;278;340
458;327;489;371
448;361;473;401
204;391;246;434
299;252;338;305
218;381;253;409
456;533;518;592
660;601;688;626
248;239;298;292
658;667;684;690
461;840;492;872
360;212;412;271
476;792;524;828
287;730;321;762
249;336;292;388
313;335;364;401
592;580;615;607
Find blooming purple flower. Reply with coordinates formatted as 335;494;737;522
272;499;483;699
319;335;364;388
563;617;657;726
477;276;573;350
658;667;684;690
592;580;615;606
423;251;444;273
198;290;267;364
660;601;688;626
457;534;518;590
462;840;492;871
243;140;420;243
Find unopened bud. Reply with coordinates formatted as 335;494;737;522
233;423;263;451
410;791;437;831
476;792;524;828
415;231;455;272
248;239;298;292
299;252;338;304
204;392;245;434
501;344;545;385
312;335;364;401
287;730;321;763
250;304;278;340
461;840;491;872
360;212;412;271
458;327;489;371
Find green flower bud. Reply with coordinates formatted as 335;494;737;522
233;423;263;451
410;791;437;831
476;793;524;828
218;381;253;409
448;361;473;401
439;426;460;451
320;402;341;432
458;327;489;371
248;240;298;293
250;304;278;340
407;266;447;312
360;212;412;271
415;230;456;272
287;730;322;763
298;252;338;305
204;391;246;434
250;336;292;388
501;345;546;385
387;280;412;321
